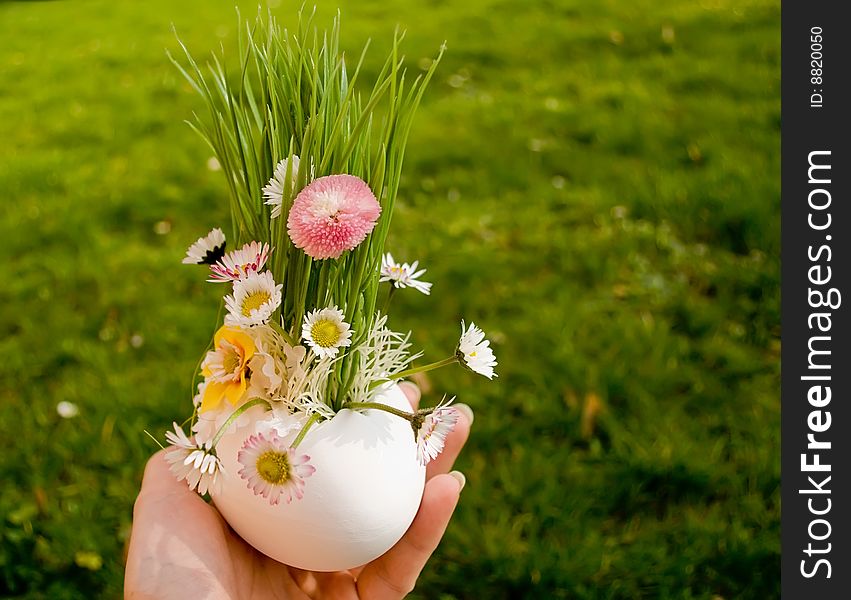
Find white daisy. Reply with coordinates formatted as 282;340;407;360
182;228;226;265
456;320;498;379
224;271;283;327
237;430;316;505
164;422;223;496
263;155;309;219
301;306;353;359
380;253;433;295
416;399;459;465
209;241;271;282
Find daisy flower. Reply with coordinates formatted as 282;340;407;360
287;174;381;260
416;399;459;465
380;253;433;295
208;241;271;283
200;326;256;413
224;271;283;327
301;306;353;359
456;320;498;379
182;228;226;265
263;156;307;219
165;422;223;496
237;430;316;505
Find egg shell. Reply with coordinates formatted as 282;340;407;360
213;383;426;571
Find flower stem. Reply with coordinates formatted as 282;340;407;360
368;355;459;390
291;412;322;449
381;285;397;314
344;401;415;422
210;398;270;449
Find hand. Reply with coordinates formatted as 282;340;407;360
125;382;471;599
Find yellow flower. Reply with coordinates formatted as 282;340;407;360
200;326;256;413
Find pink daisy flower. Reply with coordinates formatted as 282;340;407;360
416;400;460;466
287;174;381;260
164;422;223;496
237;430;316;505
208;241;271;282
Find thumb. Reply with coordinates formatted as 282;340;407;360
136;449;197;502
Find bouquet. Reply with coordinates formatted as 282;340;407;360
164;9;497;571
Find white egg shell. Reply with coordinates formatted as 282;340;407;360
213;384;426;571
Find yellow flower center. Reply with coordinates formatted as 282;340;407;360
311;319;341;348
256;450;291;485
222;347;242;374
242;291;271;316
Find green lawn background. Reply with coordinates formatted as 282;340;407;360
0;0;780;597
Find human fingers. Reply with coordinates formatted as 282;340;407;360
129;450;215;549
135;449;198;503
356;473;463;599
399;380;421;410
125;451;214;597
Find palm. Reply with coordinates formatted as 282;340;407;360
126;383;470;600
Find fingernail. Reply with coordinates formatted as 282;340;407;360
454;403;474;425
449;470;466;491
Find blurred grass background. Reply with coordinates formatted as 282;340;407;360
0;0;779;597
